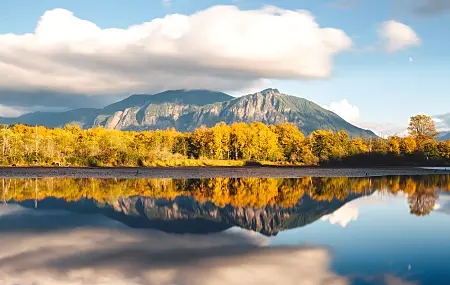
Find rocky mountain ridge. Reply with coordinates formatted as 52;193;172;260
18;193;362;236
0;88;375;137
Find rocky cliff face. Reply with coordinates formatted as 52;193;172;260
101;194;359;236
92;88;374;137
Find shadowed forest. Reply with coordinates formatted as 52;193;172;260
0;115;448;167
2;175;449;216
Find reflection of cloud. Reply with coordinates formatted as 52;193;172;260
224;226;270;246
435;193;450;215
0;205;348;285
321;203;359;227
321;193;387;228
384;274;418;285
354;274;418;285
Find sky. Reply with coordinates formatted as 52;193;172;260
0;0;449;135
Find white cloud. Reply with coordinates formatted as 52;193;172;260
433;114;450;132
0;6;352;95
0;105;26;117
433;117;443;123
379;21;421;53
357;122;408;137
0;205;349;285
162;0;172;7
321;99;411;137
322;99;360;123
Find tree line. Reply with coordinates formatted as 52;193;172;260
1;175;448;216
0;114;448;166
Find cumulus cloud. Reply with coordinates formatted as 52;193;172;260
322;99;360;123
0;205;349;285
0;6;352;96
379;21;421;53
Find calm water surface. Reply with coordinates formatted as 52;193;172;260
0;175;449;285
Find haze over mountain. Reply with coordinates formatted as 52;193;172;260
0;89;375;137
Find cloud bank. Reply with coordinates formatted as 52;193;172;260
0;6;352;95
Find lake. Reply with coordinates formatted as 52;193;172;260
0;175;449;285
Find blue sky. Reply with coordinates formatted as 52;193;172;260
0;0;449;134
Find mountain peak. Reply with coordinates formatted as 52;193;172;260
260;88;281;95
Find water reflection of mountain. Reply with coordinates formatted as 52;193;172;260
7;175;450;235
18;194;362;236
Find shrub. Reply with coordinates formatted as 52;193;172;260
87;157;102;167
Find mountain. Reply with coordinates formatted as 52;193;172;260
439;132;450;142
0;88;375;137
0;108;99;129
18;193;362;236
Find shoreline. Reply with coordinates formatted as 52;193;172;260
0;166;448;178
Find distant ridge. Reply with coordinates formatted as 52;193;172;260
439;132;450;141
0;89;376;137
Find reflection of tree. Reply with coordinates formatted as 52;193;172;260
310;177;349;201
408;190;438;216
1;175;449;212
